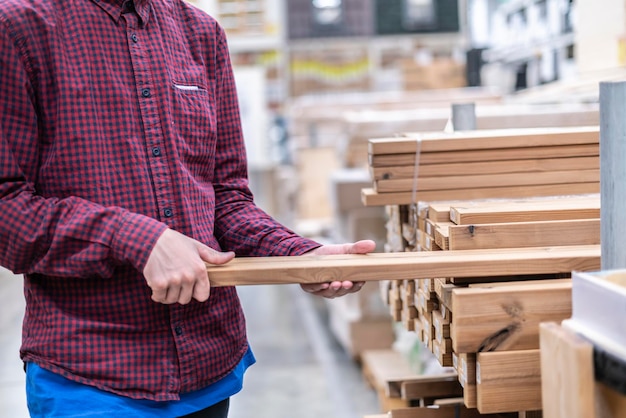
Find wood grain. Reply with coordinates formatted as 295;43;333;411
369;143;598;167
449;195;600;225
476;350;542;413
451;280;572;353
374;169;599;193
361;182;600;206
539;322;595;418
369;156;599;181
368;126;599;155
205;246;599;287
447;218;600;250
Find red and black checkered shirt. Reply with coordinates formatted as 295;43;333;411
0;0;319;401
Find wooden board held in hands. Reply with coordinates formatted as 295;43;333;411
205;245;600;287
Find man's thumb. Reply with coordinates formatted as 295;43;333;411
197;244;235;265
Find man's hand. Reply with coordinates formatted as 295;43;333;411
300;239;376;298
143;229;234;304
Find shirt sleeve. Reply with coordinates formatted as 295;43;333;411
210;26;320;257
0;26;168;278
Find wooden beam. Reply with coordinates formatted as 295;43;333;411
457;353;478;409
361;182;600;206
369;143;598;167
205;246;600;287
449;195;600;225
361;349;413;411
451;280;572;353
400;374;463;400
450;273;570;286
447;218;600;250
539;322;595;418
368;126;599;155
374;169;599;193
360;349;421;398
476;350;542;414
389;405;502;418
369;156;599;181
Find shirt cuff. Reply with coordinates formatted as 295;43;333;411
272;236;321;256
111;212;168;272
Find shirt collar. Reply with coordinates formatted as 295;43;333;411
90;0;152;26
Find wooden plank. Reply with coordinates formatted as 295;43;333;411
361;349;422;398
450;195;600;225
539;322;595;418
463;383;478;410
542;321;626;416
370;156;599;181
368;143;598;167
433;339;454;367
206;246;599;287
368;126;599;155
447;218;600;250
374;169;599;193
427;204;455;222
451;281;572;353
361;349;414;411
389;405;500;418
476;350;542;414
361;182;600;207
433;398;464;406
400;374;463;400
432;309;450;344
434;223;451;251
458;353;478;409
450;273;570;286
459;353;477;386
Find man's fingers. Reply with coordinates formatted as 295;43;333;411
346;240;376;254
177;282;195;305
143;229;228;305
193;276;211;302
151;287;168;303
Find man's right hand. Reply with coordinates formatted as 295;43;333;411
143;228;234;304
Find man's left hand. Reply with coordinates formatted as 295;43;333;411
300;240;376;298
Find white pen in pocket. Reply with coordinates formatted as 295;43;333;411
173;84;201;91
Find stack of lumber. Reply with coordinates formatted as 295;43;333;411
378;194;601;416
342;103;599;167
361;126;600;207
360;349;517;418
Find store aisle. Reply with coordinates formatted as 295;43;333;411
0;270;379;418
0;268;28;418
230;284;380;418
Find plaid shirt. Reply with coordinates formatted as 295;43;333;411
0;0;319;401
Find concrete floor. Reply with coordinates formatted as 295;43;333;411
0;268;379;418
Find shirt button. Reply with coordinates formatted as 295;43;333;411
131;33;138;43
152;146;161;156
141;88;151;97
174;326;183;336
164;208;173;218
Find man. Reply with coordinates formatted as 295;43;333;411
0;0;376;415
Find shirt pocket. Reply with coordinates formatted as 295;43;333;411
170;77;216;170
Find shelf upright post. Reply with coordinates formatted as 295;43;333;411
600;81;626;270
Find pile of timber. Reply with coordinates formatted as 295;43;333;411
361;126;600;207
379;194;601;416
201;195;600;417
342;103;599;167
